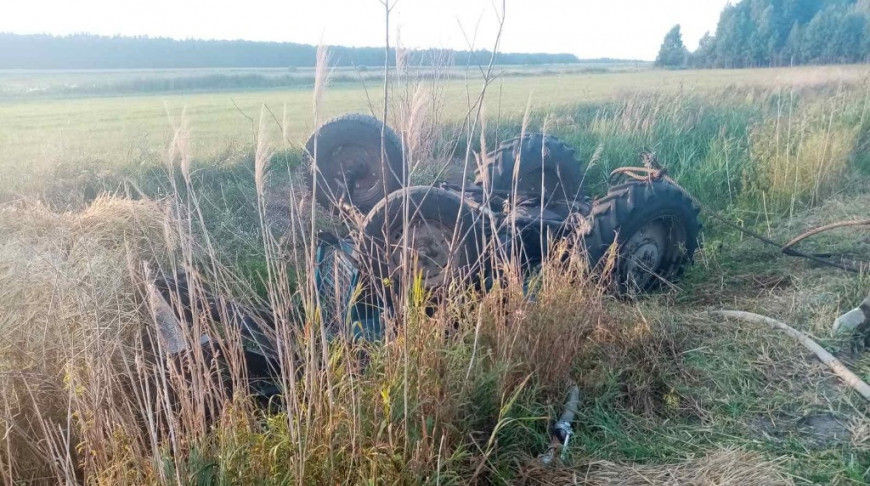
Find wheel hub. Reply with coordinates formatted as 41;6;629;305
623;220;668;292
389;219;453;288
330;144;381;200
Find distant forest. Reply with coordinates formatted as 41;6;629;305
0;33;579;69
656;0;870;68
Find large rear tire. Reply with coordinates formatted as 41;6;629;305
360;186;484;294
304;113;404;213
582;180;701;294
475;134;583;206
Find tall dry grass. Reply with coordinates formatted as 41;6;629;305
0;192;681;483
0;197;171;482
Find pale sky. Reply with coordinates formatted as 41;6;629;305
0;0;731;61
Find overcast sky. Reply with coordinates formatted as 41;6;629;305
1;0;731;61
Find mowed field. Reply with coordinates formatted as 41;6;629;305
1;64;868;196
1;63;869;484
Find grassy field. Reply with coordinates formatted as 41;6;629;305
0;61;650;97
1;63;868;199
1;63;869;484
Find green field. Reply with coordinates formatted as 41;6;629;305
1;64;869;484
2;64;868;197
0;61;649;97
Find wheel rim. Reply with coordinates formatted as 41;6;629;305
622;216;685;293
388;219;455;288
323;144;383;205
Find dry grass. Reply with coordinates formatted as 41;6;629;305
520;447;792;485
0;197;170;482
0;183;684;483
850;416;870;452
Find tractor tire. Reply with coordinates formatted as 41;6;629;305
476;134;583;205
360;186;484;293
582;180;701;294
304;113;405;213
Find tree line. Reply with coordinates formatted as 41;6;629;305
656;0;870;68
0;33;578;69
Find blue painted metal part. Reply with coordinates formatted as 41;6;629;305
314;235;384;340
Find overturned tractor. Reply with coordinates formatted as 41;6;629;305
310;113;701;333
151;113;702;397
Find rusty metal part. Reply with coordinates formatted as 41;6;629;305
608;152;673;185
609;166;669;185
